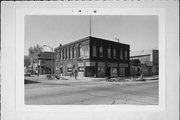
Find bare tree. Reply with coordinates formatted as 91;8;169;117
28;44;44;66
24;56;31;68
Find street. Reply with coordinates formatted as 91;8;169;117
25;76;158;105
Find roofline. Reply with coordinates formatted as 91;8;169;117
130;54;151;58
54;36;130;51
54;36;90;50
90;36;130;46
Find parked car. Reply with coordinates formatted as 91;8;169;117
24;69;32;76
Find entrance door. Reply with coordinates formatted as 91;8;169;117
78;67;84;77
85;67;94;77
119;67;125;76
106;67;110;77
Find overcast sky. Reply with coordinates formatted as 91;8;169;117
25;15;158;55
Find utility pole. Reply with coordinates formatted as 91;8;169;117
89;15;91;36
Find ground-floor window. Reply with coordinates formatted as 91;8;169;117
67;67;73;72
119;67;125;76
111;67;118;77
78;67;84;72
98;67;105;77
85;67;95;77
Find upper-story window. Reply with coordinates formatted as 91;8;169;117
125;49;128;60
59;50;61;60
99;45;103;57
93;44;96;57
66;48;68;59
108;47;111;58
62;49;64;60
73;46;76;59
69;47;72;59
113;48;116;59
64;48;67;60
82;45;89;58
79;44;82;58
120;49;123;60
56;51;59;61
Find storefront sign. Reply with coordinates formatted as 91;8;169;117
119;63;128;67
98;62;105;67
107;62;118;67
78;62;84;67
85;62;95;66
67;63;73;67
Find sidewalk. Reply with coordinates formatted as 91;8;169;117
25;75;158;84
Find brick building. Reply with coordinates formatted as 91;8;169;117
37;52;54;75
54;36;130;78
130;49;159;76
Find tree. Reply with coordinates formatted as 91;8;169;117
28;44;44;65
24;56;31;68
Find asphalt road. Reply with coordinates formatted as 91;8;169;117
25;78;158;105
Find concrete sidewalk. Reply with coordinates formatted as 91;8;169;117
25;75;158;84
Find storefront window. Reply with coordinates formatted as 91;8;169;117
111;67;118;76
67;67;73;72
67;48;69;59
119;67;125;76
98;67;105;77
78;67;84;72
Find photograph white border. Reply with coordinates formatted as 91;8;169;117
15;8;165;112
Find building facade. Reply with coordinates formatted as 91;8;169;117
130;49;159;76
38;52;54;75
54;36;130;78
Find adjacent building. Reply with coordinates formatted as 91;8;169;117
37;52;54;75
54;36;130;78
130;49;159;76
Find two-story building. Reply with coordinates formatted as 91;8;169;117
37;52;54;75
54;36;130;78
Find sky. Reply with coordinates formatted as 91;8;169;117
25;15;158;55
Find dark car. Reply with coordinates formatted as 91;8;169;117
24;69;32;76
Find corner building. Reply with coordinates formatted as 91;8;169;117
54;36;130;78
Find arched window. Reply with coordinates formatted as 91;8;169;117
99;46;103;57
93;44;96;57
55;51;58;61
125;49;128;60
59;50;61;60
108;46;111;58
69;47;72;59
73;46;76;58
113;48;116;59
79;44;82;57
120;49;123;60
64;49;66;60
62;49;64;60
